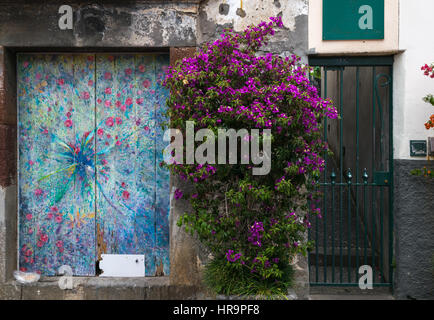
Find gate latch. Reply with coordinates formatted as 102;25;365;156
373;171;390;186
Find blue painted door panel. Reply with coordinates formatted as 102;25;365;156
17;54;170;276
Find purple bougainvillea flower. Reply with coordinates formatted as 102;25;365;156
174;189;183;200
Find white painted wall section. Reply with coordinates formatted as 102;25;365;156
393;0;434;159
203;0;308;32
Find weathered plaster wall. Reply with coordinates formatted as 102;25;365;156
0;0;310;52
200;0;306;33
199;0;309;62
0;1;199;47
0;0;311;299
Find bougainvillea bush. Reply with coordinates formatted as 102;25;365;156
411;63;434;178
162;17;338;296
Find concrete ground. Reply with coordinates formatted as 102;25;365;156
308;286;394;300
211;285;395;300
309;294;394;300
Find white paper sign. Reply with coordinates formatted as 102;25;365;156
99;254;145;277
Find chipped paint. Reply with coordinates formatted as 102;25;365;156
96;223;107;261
108;8;198;47
203;0;308;32
155;258;164;276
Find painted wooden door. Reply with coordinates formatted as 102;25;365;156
18;54;170;276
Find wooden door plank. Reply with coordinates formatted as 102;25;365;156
95;55;158;275
154;54;171;276
95;54;136;256
18;54;96;276
95;54;171;276
132;54;158;275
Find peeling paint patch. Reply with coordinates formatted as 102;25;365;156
96;223;107;263
219;3;230;15
128;8;197;46
155;259;165;276
203;0;308;32
236;8;246;17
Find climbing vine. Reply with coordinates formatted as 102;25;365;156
162;17;337;296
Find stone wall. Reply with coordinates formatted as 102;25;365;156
0;46;17;285
0;0;199;47
394;160;434;300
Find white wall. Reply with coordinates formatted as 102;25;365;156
394;0;434;159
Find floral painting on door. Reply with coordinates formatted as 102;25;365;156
17;53;170;276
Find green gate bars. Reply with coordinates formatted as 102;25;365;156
308;57;394;287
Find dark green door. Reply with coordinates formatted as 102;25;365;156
308;57;394;287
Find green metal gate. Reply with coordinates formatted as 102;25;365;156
308;57;394;287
